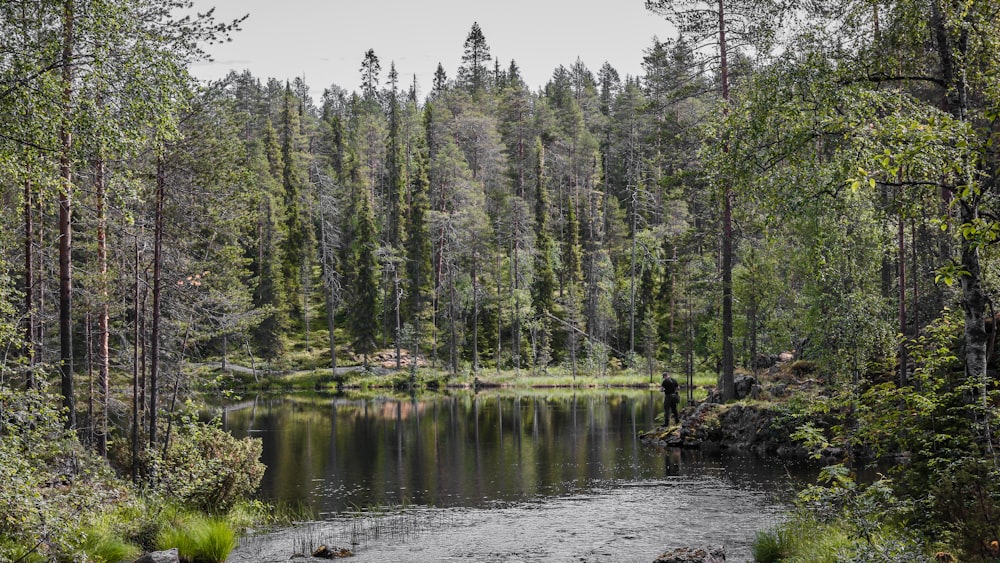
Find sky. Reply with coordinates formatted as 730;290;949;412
187;0;675;101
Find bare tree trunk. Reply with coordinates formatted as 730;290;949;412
319;212;338;376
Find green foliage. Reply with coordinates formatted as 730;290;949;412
790;469;933;562
0;385;147;561
155;416;265;513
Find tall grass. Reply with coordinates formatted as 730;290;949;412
750;515;936;563
79;526;141;563
157;515;237;563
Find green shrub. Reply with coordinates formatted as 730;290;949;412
156;417;265;512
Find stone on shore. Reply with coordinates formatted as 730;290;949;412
654;546;725;562
134;548;179;563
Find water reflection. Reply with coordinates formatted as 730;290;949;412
221;391;807;517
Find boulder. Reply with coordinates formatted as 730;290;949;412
134;549;179;563
654;546;725;562
734;375;756;399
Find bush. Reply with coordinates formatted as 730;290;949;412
155;417;265;512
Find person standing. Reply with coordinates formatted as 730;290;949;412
661;372;680;425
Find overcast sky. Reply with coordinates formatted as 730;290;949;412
188;0;675;100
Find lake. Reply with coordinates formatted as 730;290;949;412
222;390;807;561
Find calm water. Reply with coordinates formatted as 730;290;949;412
222;390;807;561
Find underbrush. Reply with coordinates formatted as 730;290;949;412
0;384;270;562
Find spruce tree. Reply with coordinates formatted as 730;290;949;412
459;22;492;94
280;83;306;322
404;136;432;329
349;181;380;367
531;138;556;315
531;139;556;371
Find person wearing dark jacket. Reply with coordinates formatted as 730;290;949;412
660;372;680;425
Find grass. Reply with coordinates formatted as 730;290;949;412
79;526;141;563
750;515;934;563
157;514;237;563
751;517;853;562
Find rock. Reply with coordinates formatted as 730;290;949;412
734;375;756;399
753;353;779;369
312;544;354;558
765;383;788;397
134;548;179;563
653;546;726;562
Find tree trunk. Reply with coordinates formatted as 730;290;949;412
132;232;141;481
96;154;109;457
59;0;76;430
319;212;338;376
898;207;908;386
150;154;164;449
23;175;35;387
931;2;987;392
472;252;479;375
718;0;736;402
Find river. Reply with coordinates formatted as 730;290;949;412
221;390;807;562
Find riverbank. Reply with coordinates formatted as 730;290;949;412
195;359;719;401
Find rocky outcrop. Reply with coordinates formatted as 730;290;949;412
653;546;725;562
640;401;813;461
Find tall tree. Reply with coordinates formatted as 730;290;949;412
360;48;381;102
458;22;492;94
531;138;556;370
646;0;787;401
348;173;380;368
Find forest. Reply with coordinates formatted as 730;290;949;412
1;0;1000;560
